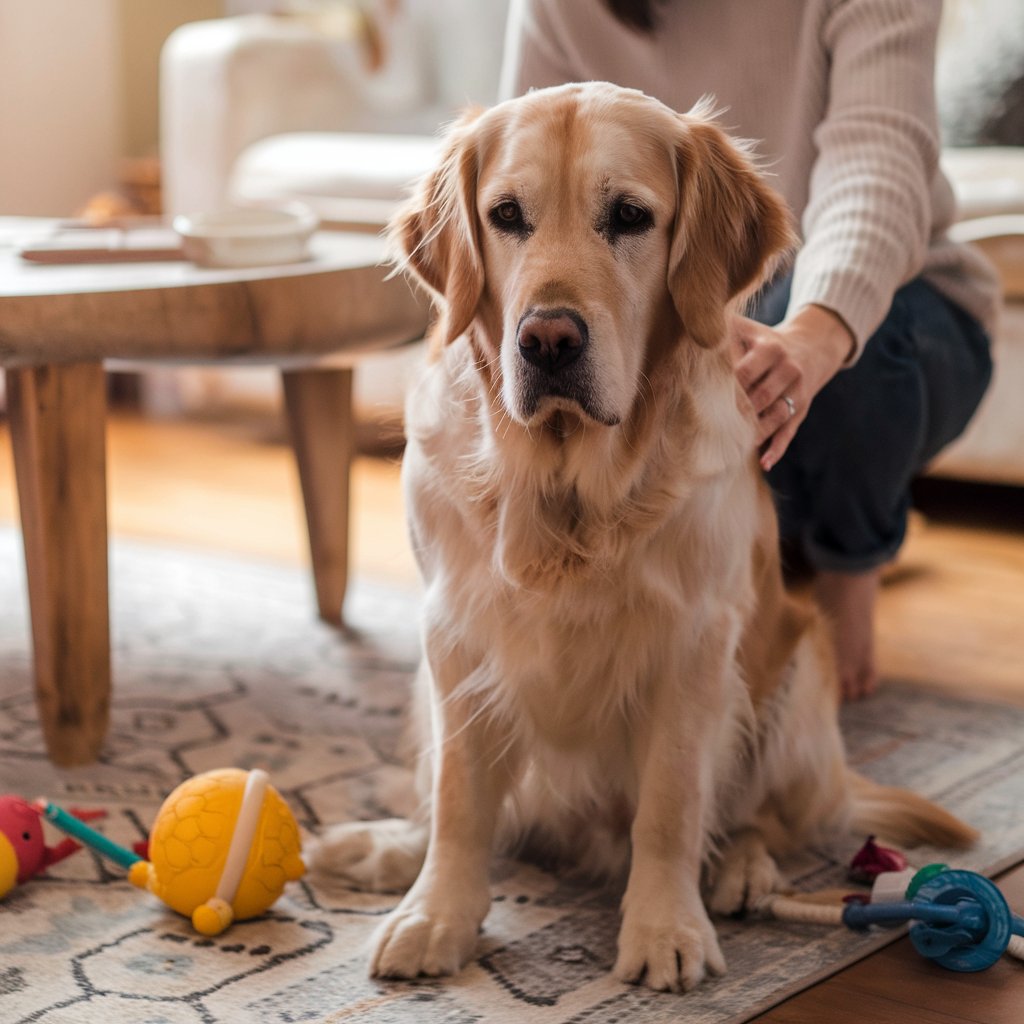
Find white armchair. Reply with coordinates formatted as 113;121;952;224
161;3;509;220
160;2;1024;482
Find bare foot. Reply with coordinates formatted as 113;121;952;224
814;568;881;701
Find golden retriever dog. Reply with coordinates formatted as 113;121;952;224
310;82;976;993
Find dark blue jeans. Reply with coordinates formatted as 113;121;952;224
750;275;993;573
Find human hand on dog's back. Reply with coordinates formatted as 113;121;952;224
732;305;855;471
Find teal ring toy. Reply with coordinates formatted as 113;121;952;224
843;868;1024;973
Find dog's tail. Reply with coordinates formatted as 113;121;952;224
847;770;978;849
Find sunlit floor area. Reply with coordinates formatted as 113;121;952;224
0;411;417;584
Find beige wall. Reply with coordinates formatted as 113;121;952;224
118;0;224;159
0;0;122;214
0;0;222;215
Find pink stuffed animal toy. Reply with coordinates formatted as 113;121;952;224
0;795;101;899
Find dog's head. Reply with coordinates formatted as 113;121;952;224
391;83;793;429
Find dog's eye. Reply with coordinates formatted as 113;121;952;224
488;199;531;237
494;201;520;223
610;201;652;234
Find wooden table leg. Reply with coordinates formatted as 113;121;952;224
281;368;354;626
6;363;111;766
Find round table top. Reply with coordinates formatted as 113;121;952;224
0;218;387;296
0;217;430;367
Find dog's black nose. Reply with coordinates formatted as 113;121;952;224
517;309;588;373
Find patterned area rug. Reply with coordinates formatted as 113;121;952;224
1;529;1023;1024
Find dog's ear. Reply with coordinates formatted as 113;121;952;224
668;110;796;348
389;107;485;346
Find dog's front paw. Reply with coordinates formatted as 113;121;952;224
370;889;486;979
613;902;726;992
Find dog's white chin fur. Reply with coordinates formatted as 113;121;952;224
526;397;621;432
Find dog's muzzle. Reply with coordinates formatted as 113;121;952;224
511;306;618;426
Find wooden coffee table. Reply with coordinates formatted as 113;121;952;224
0;217;428;767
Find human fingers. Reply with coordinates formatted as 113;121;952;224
759;396;802;471
741;340;803;443
733;323;803;417
747;356;802;420
733;326;778;396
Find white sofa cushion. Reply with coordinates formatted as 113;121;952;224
942;148;1024;299
942;147;1024;219
230;131;442;225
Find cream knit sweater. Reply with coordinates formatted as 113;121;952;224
500;0;1000;357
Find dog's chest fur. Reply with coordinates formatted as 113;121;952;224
404;339;762;754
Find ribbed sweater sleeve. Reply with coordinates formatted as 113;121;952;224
790;0;944;356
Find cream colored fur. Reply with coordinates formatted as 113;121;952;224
309;83;976;993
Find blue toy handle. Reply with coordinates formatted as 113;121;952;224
842;900;972;930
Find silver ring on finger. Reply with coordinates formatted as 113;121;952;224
782;395;796;419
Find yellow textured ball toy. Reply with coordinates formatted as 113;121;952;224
128;768;305;936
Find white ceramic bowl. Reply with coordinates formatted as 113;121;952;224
172;204;318;268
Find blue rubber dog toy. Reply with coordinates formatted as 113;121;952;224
842;868;1024;972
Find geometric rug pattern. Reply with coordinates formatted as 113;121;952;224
1;529;1022;1024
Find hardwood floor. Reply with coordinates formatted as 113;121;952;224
877;477;1024;704
1;410;1022;1023
0;412;417;584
